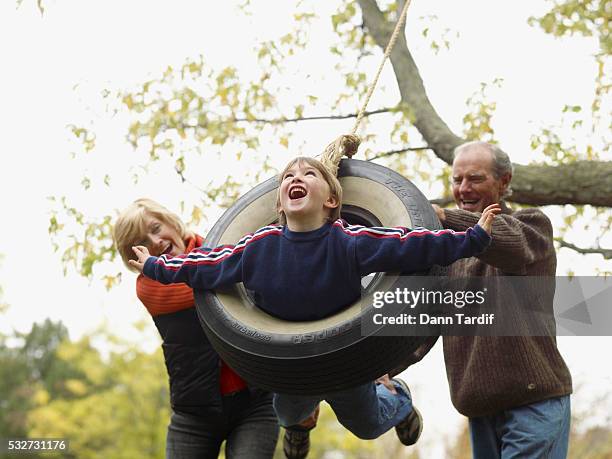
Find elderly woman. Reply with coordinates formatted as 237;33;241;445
114;198;279;459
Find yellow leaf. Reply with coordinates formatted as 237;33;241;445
65;379;88;397
33;388;50;406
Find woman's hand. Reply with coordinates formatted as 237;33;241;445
477;203;502;235
129;245;151;273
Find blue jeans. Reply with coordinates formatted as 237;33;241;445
166;390;279;459
273;380;413;440
469;395;571;459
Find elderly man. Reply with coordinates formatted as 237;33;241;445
433;141;572;458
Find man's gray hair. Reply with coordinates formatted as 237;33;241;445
453;141;514;198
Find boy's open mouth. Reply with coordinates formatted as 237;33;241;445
162;244;173;255
289;185;307;200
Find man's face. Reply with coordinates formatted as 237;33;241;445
451;147;510;213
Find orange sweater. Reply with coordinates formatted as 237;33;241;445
136;234;247;395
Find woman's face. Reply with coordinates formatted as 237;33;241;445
138;214;186;257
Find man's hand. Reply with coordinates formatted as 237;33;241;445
477;204;502;235
432;204;446;223
128;245;151;273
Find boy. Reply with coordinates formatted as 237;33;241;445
130;156;499;447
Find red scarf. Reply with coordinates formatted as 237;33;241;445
136;234;247;394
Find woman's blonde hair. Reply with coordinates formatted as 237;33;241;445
276;156;343;225
113;198;186;272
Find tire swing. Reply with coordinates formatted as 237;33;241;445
194;0;439;395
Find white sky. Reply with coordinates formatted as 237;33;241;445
1;0;611;456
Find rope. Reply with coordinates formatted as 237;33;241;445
320;0;413;177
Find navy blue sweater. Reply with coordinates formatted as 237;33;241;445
143;219;491;321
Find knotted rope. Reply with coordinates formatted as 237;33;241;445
319;0;413;177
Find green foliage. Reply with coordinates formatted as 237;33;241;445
389;103;415;146
462;79;503;143
530;0;611;55
529;0;610;163
511;2;611;276
48;196;117;280
0;342;33;440
0;321;169;459
530;127;583;165
67;125;97;154
122;59;264;159
255;19;312;70
121;3;317;162
0;320;73;443
418;14;459;54
529;103;605;167
28;337;169;459
525;1;609;267
330;0;380;111
331;1;367;54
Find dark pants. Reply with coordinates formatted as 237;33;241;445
166;391;279;459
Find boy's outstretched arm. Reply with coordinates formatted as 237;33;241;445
129;240;247;289
355;204;500;275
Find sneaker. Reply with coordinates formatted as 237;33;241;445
283;405;319;459
393;378;423;446
283;427;310;459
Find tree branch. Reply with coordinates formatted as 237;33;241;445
555;239;612;260
356;0;612;208
209;108;395;126
175;167;207;194
367;146;432;161
356;0;463;163
429;197;455;207
511;161;612;207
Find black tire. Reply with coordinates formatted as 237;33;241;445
194;159;443;395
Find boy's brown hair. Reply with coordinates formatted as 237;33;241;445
113;198;187;272
276;156;343;225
